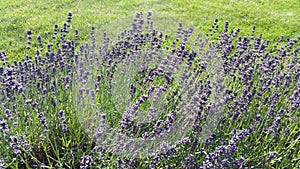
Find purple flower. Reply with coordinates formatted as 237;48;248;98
0;158;5;169
80;155;93;169
268;151;276;161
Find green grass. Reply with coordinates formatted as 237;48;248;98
0;0;299;60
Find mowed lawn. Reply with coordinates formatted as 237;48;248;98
0;0;299;60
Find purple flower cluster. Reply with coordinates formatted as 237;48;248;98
0;11;298;168
80;155;93;169
0;159;5;169
200;126;255;168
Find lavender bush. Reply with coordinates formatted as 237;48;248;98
73;11;225;158
0;12;299;168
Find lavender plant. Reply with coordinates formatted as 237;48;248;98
0;11;299;169
73;11;225;158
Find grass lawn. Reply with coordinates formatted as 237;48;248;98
0;0;299;60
